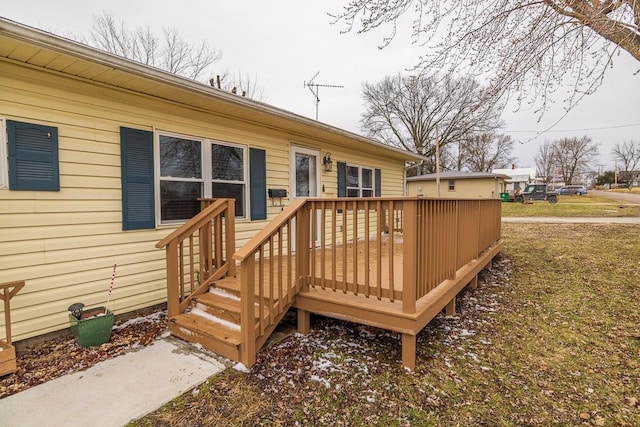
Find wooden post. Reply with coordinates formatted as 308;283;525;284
297;308;310;334
296;203;310;292
445;298;456;316
226;200;236;277
0;281;25;345
166;241;179;318
240;258;256;368
401;333;416;371
469;275;478;290
402;200;417;314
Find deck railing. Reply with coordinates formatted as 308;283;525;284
156;198;236;317
232;198;307;366
232;197;501;366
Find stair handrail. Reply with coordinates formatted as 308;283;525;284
233;198;307;262
156;198;232;249
156;198;236;317
233;197;308;367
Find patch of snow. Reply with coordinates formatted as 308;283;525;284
159;330;171;339
467;352;481;363
233;362;251;373
480;366;492;372
209;287;240;301
366;395;376;403
190;307;241;331
310;375;331;388
458;329;476;337
112;310;166;331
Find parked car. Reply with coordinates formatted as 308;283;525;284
515;183;558;204
558;185;588;195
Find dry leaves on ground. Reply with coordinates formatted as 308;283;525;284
0;310;167;398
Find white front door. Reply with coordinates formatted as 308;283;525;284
291;146;320;199
290;146;320;249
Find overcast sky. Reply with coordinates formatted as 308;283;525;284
2;0;639;170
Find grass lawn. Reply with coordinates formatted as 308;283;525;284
130;223;640;426
502;194;640;217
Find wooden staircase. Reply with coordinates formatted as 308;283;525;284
168;278;243;362
168;276;284;362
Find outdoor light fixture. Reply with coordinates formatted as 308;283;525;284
323;152;333;172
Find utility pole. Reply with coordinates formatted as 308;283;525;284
304;71;343;120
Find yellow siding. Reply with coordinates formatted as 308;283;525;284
407;178;505;199
0;60;408;341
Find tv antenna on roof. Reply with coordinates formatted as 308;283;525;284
304;71;344;120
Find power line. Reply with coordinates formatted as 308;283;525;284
504;123;640;134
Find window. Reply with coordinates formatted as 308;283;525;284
5;120;59;191
156;132;246;223
346;164;374;197
210;143;245;217
448;180;455;191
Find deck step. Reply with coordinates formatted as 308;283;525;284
193;292;262;322
211;276;241;295
169;312;241;362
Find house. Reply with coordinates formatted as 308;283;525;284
0;18;503;370
0;18;422;343
406;171;509;199
492;167;537;195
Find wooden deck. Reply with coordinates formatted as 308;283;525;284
157;197;503;370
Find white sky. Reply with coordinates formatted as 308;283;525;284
2;0;639;170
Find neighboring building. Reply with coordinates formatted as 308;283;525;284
0;18;423;342
491;167;537;195
406;171;509;199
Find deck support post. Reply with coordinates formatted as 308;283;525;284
297;309;310;334
469;275;478;290
445;297;456;316
401;333;416;371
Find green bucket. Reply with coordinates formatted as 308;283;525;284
69;306;114;348
499;192;509;202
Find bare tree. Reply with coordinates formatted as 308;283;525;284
331;1;640;115
553;136;599;184
360;74;503;174
89;11;221;80
535;141;557;183
611;140;640;189
459;133;515;172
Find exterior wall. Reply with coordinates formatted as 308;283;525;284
406;178;505;199
0;61;406;341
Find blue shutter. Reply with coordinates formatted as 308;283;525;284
337;161;346;197
120;127;155;230
375;168;381;197
249;148;267;220
7;120;59;191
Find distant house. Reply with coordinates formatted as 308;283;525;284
0;18;424;343
491;167;537;195
406;171;509;199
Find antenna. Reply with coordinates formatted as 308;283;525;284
304;71;344;120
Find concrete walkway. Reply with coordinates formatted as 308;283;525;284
502;216;640;224
0;337;227;427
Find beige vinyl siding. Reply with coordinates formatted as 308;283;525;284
0;60;408;341
406;178;505;199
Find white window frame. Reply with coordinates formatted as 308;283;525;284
154;130;248;225
346;163;374;197
0;118;7;189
